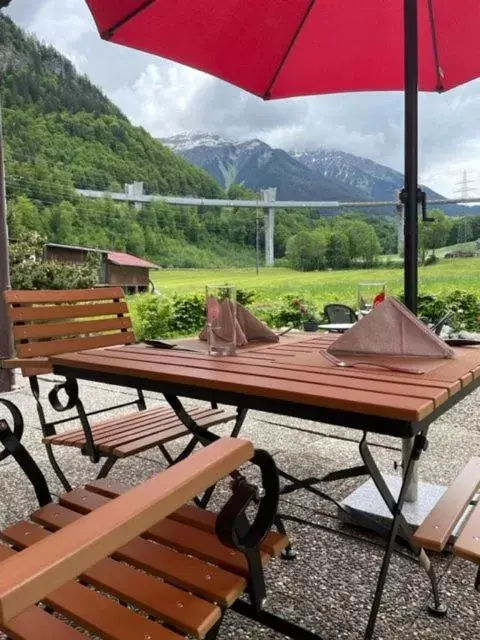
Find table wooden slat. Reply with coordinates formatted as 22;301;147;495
113;344;460;393
95;347;448;408
52;351;434;422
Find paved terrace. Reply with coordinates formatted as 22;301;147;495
1;375;479;640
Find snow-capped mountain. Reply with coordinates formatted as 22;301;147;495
291;149;408;201
162;132;469;213
161;133;367;202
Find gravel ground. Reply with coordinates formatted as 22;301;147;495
1;374;480;640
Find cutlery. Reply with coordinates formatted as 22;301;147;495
321;350;424;375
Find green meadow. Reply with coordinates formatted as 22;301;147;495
152;257;480;309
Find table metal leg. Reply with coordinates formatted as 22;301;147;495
359;432;446;639
163;395;249;507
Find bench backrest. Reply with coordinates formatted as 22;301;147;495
4;288;136;376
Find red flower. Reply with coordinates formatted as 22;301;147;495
476;315;480;323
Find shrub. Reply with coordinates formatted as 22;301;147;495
128;288;260;339
169;294;206;335
9;232;100;290
237;288;257;306
128;293;173;340
417;290;480;332
265;295;320;328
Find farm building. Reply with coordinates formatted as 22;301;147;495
44;243;160;294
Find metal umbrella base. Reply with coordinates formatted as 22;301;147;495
339;475;446;531
339;436;447;532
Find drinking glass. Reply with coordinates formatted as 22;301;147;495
206;285;236;356
358;282;386;315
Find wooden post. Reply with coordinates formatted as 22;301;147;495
0;106;14;392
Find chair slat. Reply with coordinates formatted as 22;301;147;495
3;521;221;639
112;427;194;457
9;301;129;323
5;287;126;305
454;500;480;562
46;580;182;640
146;518;269;577
13;316;132;340
112;411;237;457
0;528;181;640
1;605;84;640
58;488;262;575
17;331;135;358
413;457;480;551
45;405;174;441
86;483;288;557
170;504;288;558
44;408;236;458
90;407;219;446
0;545;85;640
59;488;109;513
32;504;246;607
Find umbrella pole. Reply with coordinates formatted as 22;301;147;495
403;0;419;314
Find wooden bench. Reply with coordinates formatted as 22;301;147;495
0;437;289;640
3;288;237;491
413;457;480;588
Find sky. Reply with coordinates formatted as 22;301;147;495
5;0;480;198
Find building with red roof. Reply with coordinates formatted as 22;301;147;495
44;243;160;294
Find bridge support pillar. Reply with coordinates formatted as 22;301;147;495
262;187;276;266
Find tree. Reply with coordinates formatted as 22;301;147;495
49;200;75;243
325;232;351;269
344;220;381;265
286;231;316;271
419;209;453;263
8;195;42;235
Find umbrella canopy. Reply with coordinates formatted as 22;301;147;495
86;0;480;97
85;0;480;312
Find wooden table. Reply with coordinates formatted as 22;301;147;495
51;334;480;640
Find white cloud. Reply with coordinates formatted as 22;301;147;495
20;0;92;70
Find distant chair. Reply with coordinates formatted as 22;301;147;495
324;303;358;324
431;309;454;335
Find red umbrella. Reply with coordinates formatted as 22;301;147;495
84;0;480;312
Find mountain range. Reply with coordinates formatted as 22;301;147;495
162;132;473;215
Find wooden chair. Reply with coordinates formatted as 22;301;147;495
413;457;480;590
0;437;292;640
3;287;238;492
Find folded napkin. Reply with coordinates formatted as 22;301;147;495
328;297;455;359
199;299;278;345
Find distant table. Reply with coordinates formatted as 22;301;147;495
318;322;355;332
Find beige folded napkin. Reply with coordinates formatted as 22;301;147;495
200;299;278;345
328;297;455;359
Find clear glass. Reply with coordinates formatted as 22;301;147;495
358;282;386;314
206;285;237;356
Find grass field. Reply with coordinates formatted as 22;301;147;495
152;256;480;309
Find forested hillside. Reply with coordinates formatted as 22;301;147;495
0;14;248;266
